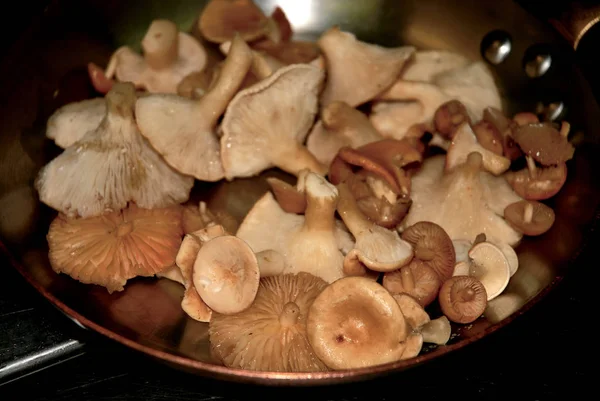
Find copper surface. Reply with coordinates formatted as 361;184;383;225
1;0;600;386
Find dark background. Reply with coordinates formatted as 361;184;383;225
0;1;598;400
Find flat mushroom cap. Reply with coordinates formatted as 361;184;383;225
504;200;555;236
193;235;260;315
438;275;488;324
46;98;106;149
47;203;183;293
135;34;253;182
220;64;326;179
199;0;271;44
512;123;575;165
208;272;330;372
318;27;415;107
306;276;408;370
467;241;511;301
35;82;194;218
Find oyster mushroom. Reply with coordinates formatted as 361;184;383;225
220;64;327;179
208;272;329;372
198;0;270;44
135;34;253;182
504;156;568;200
317;27;415;107
193;235;260;315
45;98;106;149
368;101;427;141
382;261;441;307
438;276;488;324
219;39;284;80
463;241;512;301
106;19;208;94
236;174;354;283
445;122;511;176
306;101;383;167
420;316;452;345
401;152;523;246
512;122;575;166
306;276;409;370
47;203;183;293
337;182;413;272
400;221;456;281
35;82;194;218
504;200;556;236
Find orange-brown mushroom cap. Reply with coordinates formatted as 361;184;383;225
199;0;271;44
512;122;575;166
47;203;183;293
504;200;555;236
401;221;456;281
438;275;487;324
382;260;441;307
504;161;567;201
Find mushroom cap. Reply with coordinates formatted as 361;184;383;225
220;64;326;179
467;241;511;301
495;241;519;276
306;276;408;370
208;272;329;372
438;275;488;324
369;101;425;140
393;293;431;330
504;200;555;236
400;221;456;281
512;123;575;165
382;260;441;307
400;333;424;360
317;27;415;107
193;235;260;315
446;123;511;176
199;0;270;44
420;316;452;345
348;224;414;272
35;82;194;218
46;98;106;149
452;239;472;264
47;203;183;293
504;162;568;201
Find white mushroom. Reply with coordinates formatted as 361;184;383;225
135;34;253;182
420;316;452;345
369;101;427;140
105;19;208;94
462;241;511;301
220;40;284;80
236;174;355;283
46;98;106;149
337;182;413;272
396;50;470;83
317;27;415;107
35;82;194;218
400;152;523;246
220;64;327;180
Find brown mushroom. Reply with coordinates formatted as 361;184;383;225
438;276;488;324
504;156;568;200
472;120;504;156
512;122;575;166
382;261;441;307
306;276;409;370
266;177;307;214
433;100;471;139
198;0;270;44
208;272;329;372
47;203;183;293
401;221;456;281
393;293;431;330
88;62;114;94
504;200;555;236
482;107;523;161
513;112;539;126
193;235;260;315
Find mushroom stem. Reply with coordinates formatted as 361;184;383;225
141;19;179;70
526;156;538;179
560;121;570;138
336;182;374;235
465;151;484;172
103;83;137;139
272;145;328;177
304;192;337;231
197;34;253;128
401;267;416;292
523;202;534;224
280;302;301;327
256;249;286;277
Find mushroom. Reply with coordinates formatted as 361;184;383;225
236;174;355;283
420;316;452;345
369;101;427;141
88;62;114;94
504;200;556;236
255;249;286;277
482;107;523;161
181;201;239;235
219;39;285;80
198;0;270;44
306;101;383;167
400;221;456;281
266;177;306;214
317;27;415;107
337;182;413;272
135;34;253;182
433;99;472;139
472;120;504;156
35;82;194;218
382;261;441;307
400;152;523;246
176;66;219;99
220;64;327;179
46;203;183;293
462;241;511;301
306;276;409;370
513;112;539;126
393;293;431;330
105;19;208;94
193;235;260;315
208;272;329;372
504;157;568;200
445;122;511;176
453;239;472;264
45;97;106;149
511;122;575;166
438;276;488;324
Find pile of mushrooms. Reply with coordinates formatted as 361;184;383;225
36;0;577;373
